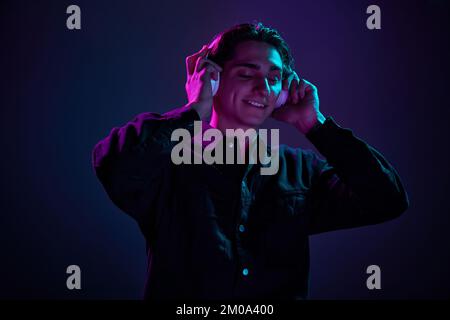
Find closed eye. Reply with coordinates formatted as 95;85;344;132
238;74;280;85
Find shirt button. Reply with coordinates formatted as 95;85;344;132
242;268;249;276
228;142;234;148
239;224;245;233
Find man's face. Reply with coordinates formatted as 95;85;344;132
213;40;284;130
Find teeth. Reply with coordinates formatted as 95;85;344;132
246;100;265;108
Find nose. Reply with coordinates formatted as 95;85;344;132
254;77;270;98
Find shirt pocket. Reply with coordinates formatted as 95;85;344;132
262;190;309;267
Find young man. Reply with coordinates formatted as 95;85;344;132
92;23;409;300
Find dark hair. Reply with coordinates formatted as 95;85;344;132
207;22;295;79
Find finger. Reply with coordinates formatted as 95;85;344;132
185;45;209;76
195;58;223;74
289;72;300;104
300;79;316;99
195;57;223;73
289;79;299;104
298;79;306;99
282;72;295;91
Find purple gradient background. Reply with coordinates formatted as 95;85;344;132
1;0;449;299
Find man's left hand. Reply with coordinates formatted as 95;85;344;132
271;71;326;134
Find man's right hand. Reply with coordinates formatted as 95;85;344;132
185;45;222;120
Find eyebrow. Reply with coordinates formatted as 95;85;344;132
232;62;282;72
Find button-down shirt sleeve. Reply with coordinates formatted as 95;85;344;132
304;117;409;235
91;107;200;238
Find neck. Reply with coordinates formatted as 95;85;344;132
209;108;258;159
209;108;254;133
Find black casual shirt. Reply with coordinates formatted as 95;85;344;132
91;107;409;300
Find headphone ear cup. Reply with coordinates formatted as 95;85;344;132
210;73;220;96
275;90;288;108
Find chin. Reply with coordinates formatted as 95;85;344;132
238;117;266;129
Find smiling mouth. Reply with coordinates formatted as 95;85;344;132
243;99;267;109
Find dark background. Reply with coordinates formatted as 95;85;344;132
1;0;449;299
